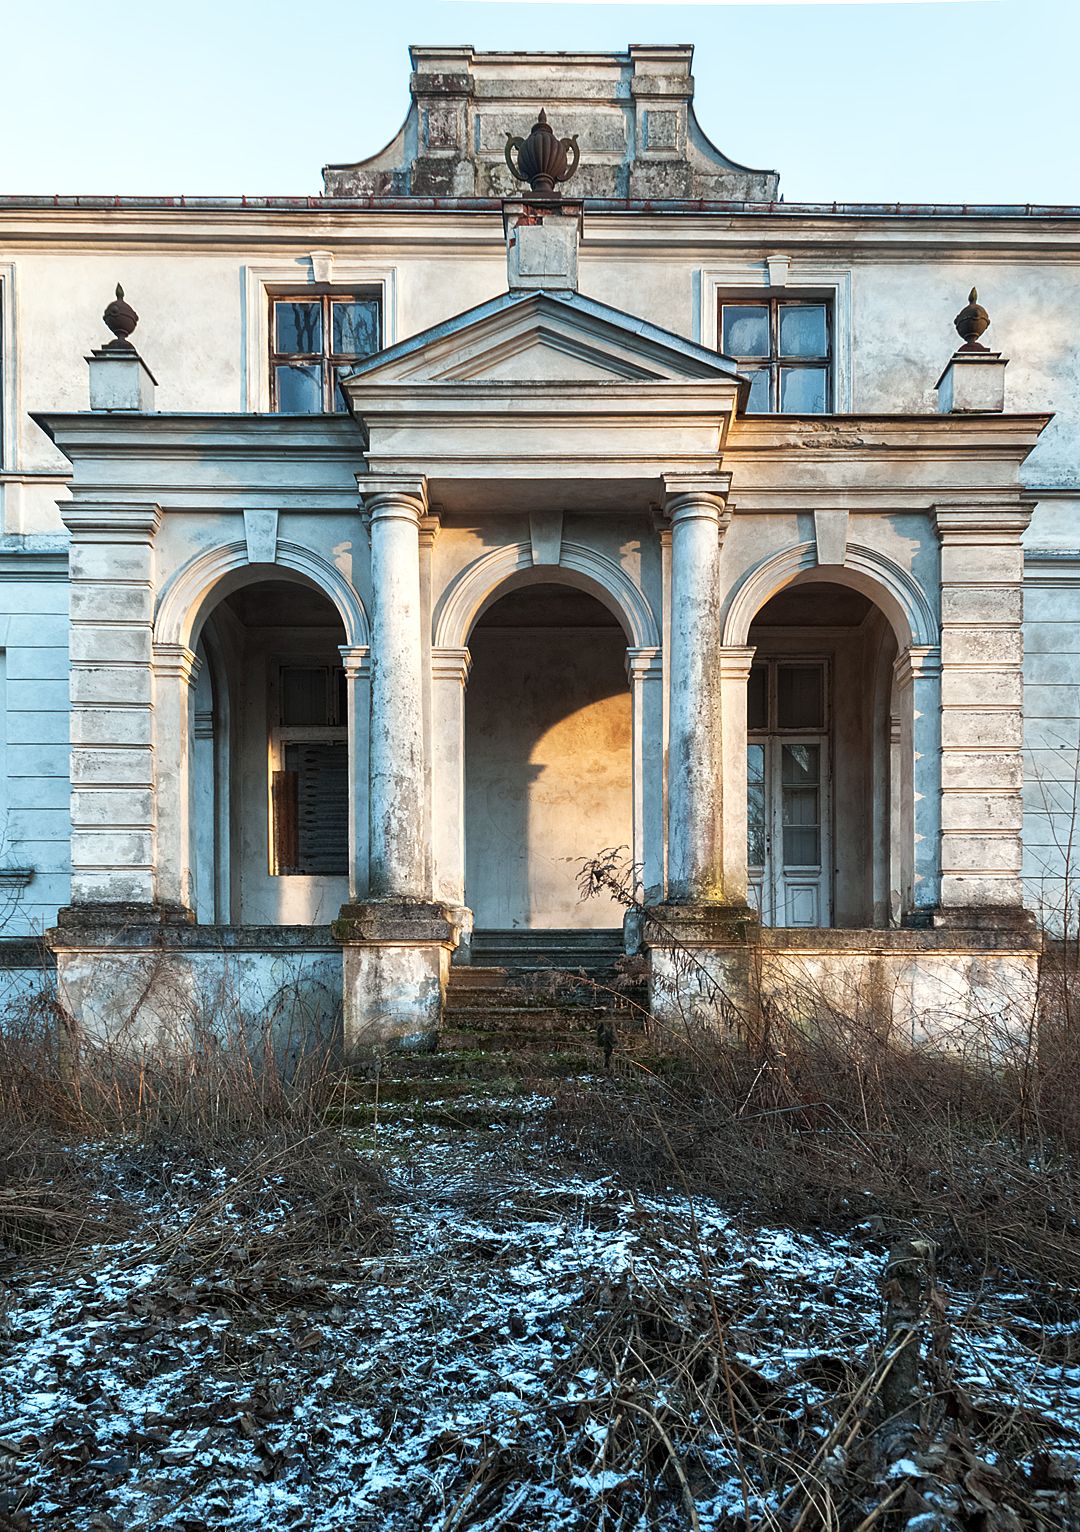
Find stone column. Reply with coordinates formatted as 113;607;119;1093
662;475;731;904
335;476;453;1053
431;646;472;947
339;644;371;902
366;481;429;898
626;646;664;904
646;479;756;1025
152;642;202;915
717;646;757;906
60;501;163;911
893;644;942;921
934;504;1032;919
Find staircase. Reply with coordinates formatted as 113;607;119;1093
337;929;647;1130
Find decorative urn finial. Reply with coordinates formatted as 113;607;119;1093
102;283;139;350
954;286;990;352
505;108;580;196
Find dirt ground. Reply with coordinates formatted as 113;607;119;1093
1;1104;1078;1531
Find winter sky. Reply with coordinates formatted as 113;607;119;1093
0;0;1075;204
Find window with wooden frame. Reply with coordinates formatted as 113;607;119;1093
270;292;381;413
720;297;831;414
271;664;349;876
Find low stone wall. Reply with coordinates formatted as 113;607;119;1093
646;921;1042;1055
48;924;342;1055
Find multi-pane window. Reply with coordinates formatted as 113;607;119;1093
720;299;831;414
270;293;380;413
271;664;349;876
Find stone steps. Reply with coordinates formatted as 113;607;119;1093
465;928;627;972
338;929;647;1130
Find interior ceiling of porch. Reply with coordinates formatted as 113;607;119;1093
223;581;346;629
750;583;874;628
425;475;672;517
473;585;621;629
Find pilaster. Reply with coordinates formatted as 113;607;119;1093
893;644;942;919
626;646;664;903
934;503;1032;915
62;501;163;910
431;646;472;908
152;642;201;913
717;646;757;904
339;644;372;901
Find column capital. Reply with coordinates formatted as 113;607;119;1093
933;502;1034;543
418;511;442;552
625;645;663;681
432;646;472;685
61;501;162;543
661;473;732;526
717;644;757;682
153;642;201;687
359;475;429;521
339;643;371;680
893;643;941;687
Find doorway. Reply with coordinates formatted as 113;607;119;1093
745;580;898;929
747;660;830;927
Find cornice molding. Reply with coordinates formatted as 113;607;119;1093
60;502;162;541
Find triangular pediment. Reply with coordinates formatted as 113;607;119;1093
344;290;743;389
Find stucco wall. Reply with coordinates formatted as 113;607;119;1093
465;624;631;929
0;573;71;936
2;200;1080;934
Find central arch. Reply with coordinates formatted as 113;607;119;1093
434;540;659;652
462;580;634;930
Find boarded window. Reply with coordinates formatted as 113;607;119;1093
272;662;349;876
274;743;349;875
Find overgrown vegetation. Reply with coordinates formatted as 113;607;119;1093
1;897;1079;1528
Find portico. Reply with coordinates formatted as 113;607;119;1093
36;149;1049;1053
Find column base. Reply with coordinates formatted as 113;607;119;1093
333;899;455;1056
446;903;474;965
53;901;196;931
643;901;758;1025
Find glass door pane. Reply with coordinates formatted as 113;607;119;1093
747;743;766;867
781;743;820;866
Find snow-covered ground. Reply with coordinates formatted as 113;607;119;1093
1;1114;1078;1530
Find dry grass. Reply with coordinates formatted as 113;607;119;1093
0;993;379;1270
544;991;1080;1297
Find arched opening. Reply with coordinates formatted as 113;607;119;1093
746;578;898;929
464;582;632;930
191;577;350;926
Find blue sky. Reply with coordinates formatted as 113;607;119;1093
1;0;1075;204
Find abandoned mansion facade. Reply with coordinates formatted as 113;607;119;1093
1;45;1078;1045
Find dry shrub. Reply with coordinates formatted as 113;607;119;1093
0;992;378;1268
546;992;1080;1297
564;851;1080;1297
